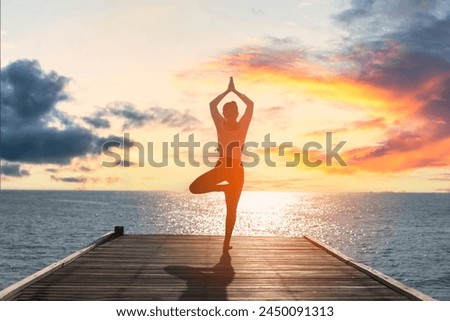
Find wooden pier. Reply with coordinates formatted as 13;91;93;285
0;227;434;301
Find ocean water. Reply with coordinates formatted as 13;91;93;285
0;190;449;300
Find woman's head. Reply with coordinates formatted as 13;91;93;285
223;101;238;121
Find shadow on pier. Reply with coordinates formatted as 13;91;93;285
164;252;234;300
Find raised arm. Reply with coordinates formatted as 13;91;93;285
210;77;254;128
231;80;253;128
210;89;229;127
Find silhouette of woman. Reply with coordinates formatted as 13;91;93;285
189;77;253;253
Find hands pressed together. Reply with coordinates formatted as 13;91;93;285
210;77;253;108
226;77;236;94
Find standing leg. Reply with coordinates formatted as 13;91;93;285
222;165;244;252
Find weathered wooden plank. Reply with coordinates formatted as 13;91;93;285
3;231;433;301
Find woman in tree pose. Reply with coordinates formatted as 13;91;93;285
189;77;254;253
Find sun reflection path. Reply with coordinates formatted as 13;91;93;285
233;191;344;238
236;191;300;236
137;191;345;240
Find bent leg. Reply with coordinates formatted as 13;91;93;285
189;165;228;194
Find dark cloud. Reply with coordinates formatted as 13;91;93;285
325;1;450;172
335;1;445;29
351;49;450;141
1;60;93;164
107;102;150;129
1;126;96;164
50;174;120;184
334;0;450;62
365;131;422;158
341;60;450;165
419;76;450;138
84;102;201;131
82;115;110;129
333;2;450;161
0;59;131;165
334;0;375;24
0;162;30;177
95;134;133;154
390;13;450;61
46;168;59;173
147;106;200;130
0;59;201;176
1;59;70;124
356;50;450;91
50;175;87;183
79;166;91;172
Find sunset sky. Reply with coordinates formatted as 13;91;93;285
1;0;449;192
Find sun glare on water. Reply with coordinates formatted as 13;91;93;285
238;191;301;215
233;191;311;236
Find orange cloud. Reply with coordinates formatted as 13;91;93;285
342;135;450;173
306;117;387;137
193;44;424;119
180;40;450;174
